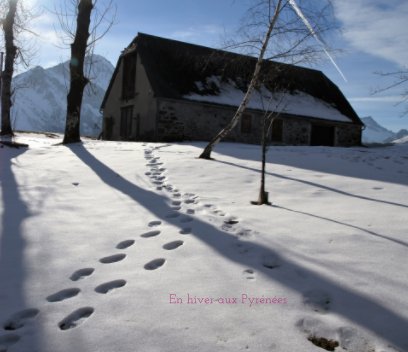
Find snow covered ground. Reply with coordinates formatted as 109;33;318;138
0;133;407;352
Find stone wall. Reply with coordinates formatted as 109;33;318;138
336;124;362;146
282;118;310;145
157;99;264;143
116;97;364;147
156;99;362;146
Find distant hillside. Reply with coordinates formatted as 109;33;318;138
361;116;395;143
9;55;114;137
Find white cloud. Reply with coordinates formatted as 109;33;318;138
170;25;224;44
333;0;408;68
349;95;403;103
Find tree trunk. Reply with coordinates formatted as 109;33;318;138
199;0;282;159
0;0;18;136
62;0;93;144
252;115;272;205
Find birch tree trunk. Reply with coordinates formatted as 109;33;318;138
199;0;282;159
62;0;93;144
257;115;272;205
0;0;18;136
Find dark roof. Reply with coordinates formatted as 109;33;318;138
101;33;362;125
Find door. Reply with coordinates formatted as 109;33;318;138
310;124;335;146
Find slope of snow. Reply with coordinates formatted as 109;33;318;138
1;134;407;352
392;134;408;144
9;55;114;137
388;129;408;144
362;116;396;143
184;77;352;122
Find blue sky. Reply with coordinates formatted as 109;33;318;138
26;0;408;131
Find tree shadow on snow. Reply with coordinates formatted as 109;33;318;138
0;147;40;351
181;142;408;186
215;159;408;210
68;143;408;351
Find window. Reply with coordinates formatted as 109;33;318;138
271;119;283;142
241;113;252;134
120;106;133;139
122;53;137;100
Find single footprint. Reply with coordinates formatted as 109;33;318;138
3;309;40;330
172;200;181;206
141;230;161;238
243;269;256;280
183;199;196;204
236;229;253;239
116;239;135;249
166;212;180;219
307;336;339;351
144;258;166;270
338;326;376;352
179;227;192;235
173;193;181;198
70;268;94;281
186;209;195;215
183;193;197;199
58;307;94;331
224;217;239;225
95;280;126;294
99;253;126;264
213;209;226;216
163;240;184;250
236;243;251;254
261;254;281;270
0;334;20;350
180;216;193;223
46;288;80;303
303;289;331;313
148;220;162;227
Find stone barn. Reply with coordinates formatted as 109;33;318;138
101;33;363;147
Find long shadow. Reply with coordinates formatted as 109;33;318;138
275;205;408;248
0;147;39;351
215;159;408;209
68;143;408;351
182;141;408;186
215;159;408;248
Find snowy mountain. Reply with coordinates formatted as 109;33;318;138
361;116;395;143
10;55;114;137
392;134;408;144
362;116;408;144
386;128;408;143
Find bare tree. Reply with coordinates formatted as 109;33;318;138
62;0;93;144
199;0;283;159
58;0;115;144
0;0;38;137
251;89;287;205
374;69;408;116
0;0;18;136
199;0;337;159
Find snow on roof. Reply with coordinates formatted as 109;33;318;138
183;77;352;123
